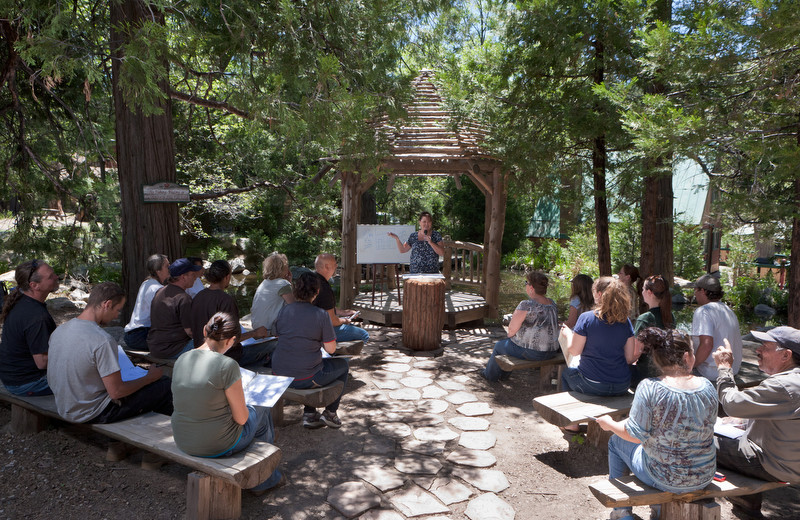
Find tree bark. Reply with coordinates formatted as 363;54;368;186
111;0;181;321
402;277;445;351
790;171;800;328
592;37;611;276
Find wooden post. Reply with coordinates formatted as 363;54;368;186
9;404;48;434
186;472;242;520
663;498;720;520
340;171;359;310
484;166;507;318
402;277;446;351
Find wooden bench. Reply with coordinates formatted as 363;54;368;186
495;352;565;392
272;381;345;425
590;472;788;519
533;390;635;447
0;387;281;520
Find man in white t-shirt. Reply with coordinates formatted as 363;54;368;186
48;282;172;424
691;274;742;380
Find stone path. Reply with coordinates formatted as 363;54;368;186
325;327;516;519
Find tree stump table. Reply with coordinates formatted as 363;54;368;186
402;276;446;351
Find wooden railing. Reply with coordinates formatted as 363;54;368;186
442;239;485;295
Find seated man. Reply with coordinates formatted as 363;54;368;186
713;327;800;512
0;260;59;396
48;282;172;424
313;253;369;345
147;258;202;359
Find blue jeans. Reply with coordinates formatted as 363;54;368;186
216;406;282;492
334;323;369;344
561;367;630;396
482;338;558;381
289;357;349;413
91;377;174;424
123;327;149;350
608;435;658;519
4;374;52;396
239;339;276;369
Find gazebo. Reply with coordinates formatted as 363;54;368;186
316;70;508;320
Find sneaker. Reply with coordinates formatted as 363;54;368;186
320;410;342;429
302;412;324;429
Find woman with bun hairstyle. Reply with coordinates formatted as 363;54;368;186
481;271;559;381
618;264;642;319
565;274;594;328
561;277;636;398
171;312;282;494
597;328;717;520
632;275;675;383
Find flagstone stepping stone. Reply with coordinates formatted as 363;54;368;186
412;475;436;490
412;360;438;370
327;481;381;518
453;468;510;493
389;388;421;401
384;363;412;373
444;391;478;405
459;431;497;450
400;376;434;388
401;439;446;456
448;417;490;431
384;402;416;413
363;435;396;455
405;413;445;427
453;374;471;383
373;370;403;380
406;368;434;378
417;399;448;414
394;453;443;475
446;448;497;468
370;422;412;439
456;402;493;416
354;465;406;492
413;425;459;442
374;379;402;390
437;380;466;391
360;510;405;520
370;334;389;342
381;411;409;423
389;485;450;517
430;477;473;505
421;385;448;399
465;492;515;520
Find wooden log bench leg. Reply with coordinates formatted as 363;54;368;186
663;498;720;520
537;365;560;393
187;471;242;520
273;396;287;426
9;403;48;434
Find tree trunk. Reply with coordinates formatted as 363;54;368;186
402;277;445;351
789;176;800;328
111;0;181;321
639;0;674;286
592;37;611;276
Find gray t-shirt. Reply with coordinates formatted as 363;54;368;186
171;349;243;457
251;278;292;333
47;318;120;423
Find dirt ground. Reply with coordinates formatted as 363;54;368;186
1;304;798;520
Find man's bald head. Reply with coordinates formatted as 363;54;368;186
315;254;337;279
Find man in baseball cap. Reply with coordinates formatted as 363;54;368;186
691;273;743;379
713;326;800;513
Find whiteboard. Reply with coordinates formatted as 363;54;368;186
357;224;416;264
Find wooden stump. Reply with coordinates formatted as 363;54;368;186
402;277;445;351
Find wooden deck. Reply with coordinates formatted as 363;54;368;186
352;290;487;328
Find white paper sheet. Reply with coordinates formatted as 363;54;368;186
117;345;148;381
714;417;747;439
239;368;293;408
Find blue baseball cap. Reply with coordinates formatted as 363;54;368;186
751;326;800;355
169;258;203;278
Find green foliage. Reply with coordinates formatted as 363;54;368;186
727;274;788;323
207;245;228;262
673;223;705;281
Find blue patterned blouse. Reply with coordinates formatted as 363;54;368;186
407;230;442;274
625;377;717;493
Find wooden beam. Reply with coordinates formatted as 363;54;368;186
386;174;396;193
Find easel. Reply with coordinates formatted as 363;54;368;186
370;263;402;305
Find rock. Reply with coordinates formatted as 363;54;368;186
389;485;449;517
429;477;473;505
354;465;406;492
389;388;421;401
448;417;490;431
327;481;381;518
453;468;510;493
465;492;515;520
369;422;412;439
421;386;448;399
456;402;494;417
66;278;88;292
235;237;250;251
446;448;496;468
241;269;251;276
400;376;433;388
46;297;78;312
400;439;446;456
230;257;246;274
458;431;497;450
413;425;459;442
444;391;478;405
755;304;776;319
671;292;687;306
417;400;448;414
69;289;89;301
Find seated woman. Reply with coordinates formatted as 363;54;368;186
565;274;594;329
561;277;636;397
632;275;675;384
123;254;169;350
618;264;642;320
190;260;270;367
251;252;295;334
171;312;282;494
481;271;559;381
272;272;349;429
597;328;717;520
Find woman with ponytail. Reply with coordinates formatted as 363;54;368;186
632;275;675;383
597;328;717;520
618;264;642;319
171;312;282;494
